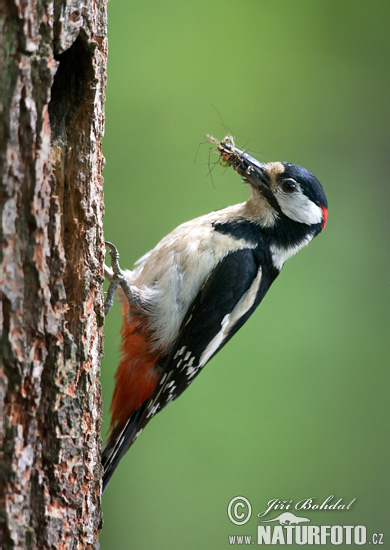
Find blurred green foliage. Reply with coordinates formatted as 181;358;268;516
100;1;389;548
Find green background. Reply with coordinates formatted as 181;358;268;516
100;1;389;548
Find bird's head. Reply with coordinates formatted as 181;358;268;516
246;160;328;234
209;134;328;235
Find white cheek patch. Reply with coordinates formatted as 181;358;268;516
275;188;323;226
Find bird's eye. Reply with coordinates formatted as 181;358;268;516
282;179;297;193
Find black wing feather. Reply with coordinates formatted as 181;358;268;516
126;249;267;432
102;248;278;491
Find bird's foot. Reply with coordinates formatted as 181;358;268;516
104;241;134;316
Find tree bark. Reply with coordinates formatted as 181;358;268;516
1;0;107;548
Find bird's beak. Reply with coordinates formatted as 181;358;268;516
239;151;270;191
213;135;271;193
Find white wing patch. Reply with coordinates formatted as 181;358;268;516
199;267;263;367
142;268;263;422
174;346;187;360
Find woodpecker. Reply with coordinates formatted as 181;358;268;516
102;135;328;491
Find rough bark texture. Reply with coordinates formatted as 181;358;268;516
1;0;107;548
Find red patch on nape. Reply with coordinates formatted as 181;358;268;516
321;206;328;229
109;304;161;433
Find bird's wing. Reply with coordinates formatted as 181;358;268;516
140;247;278;423
102;248;277;490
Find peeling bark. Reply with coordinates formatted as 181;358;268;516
1;0;107;548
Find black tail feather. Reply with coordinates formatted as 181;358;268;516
102;402;148;492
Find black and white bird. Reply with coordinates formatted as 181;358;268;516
102;135;328;491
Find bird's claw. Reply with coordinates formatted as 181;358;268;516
104;241;134;316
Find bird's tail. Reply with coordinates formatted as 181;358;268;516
102;402;148;492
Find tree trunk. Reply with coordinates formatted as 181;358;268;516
1;0;107;548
